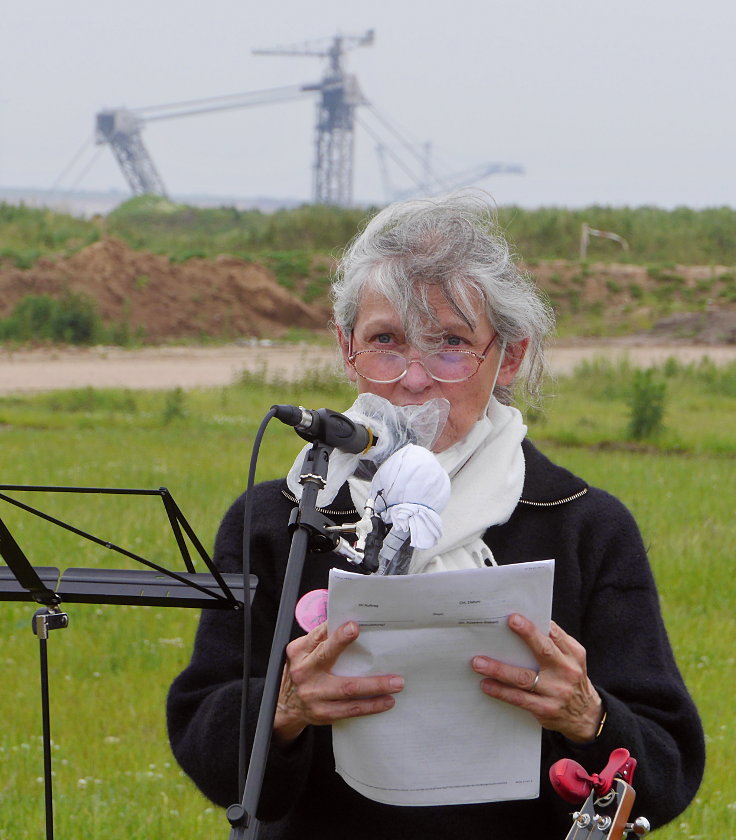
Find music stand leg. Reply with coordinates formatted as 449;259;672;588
33;606;69;840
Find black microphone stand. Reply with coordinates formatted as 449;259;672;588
226;439;341;840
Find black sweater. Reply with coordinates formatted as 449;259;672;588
167;440;704;839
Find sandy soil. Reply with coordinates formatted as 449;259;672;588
1;340;735;395
0;238;330;341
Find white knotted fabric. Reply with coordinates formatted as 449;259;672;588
348;397;527;573
368;444;451;574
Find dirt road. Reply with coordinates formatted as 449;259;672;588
1;340;735;395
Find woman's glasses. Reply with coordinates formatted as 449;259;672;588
348;335;498;384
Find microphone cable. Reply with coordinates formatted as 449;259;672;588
237;406;277;799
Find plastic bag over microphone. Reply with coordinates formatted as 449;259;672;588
286;394;450;508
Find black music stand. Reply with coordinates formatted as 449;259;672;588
0;484;257;840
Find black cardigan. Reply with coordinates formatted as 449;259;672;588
167;440;704;839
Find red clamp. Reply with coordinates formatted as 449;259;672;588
549;748;638;804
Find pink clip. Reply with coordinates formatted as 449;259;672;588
295;589;329;632
549;748;636;803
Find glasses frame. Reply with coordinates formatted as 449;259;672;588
347;333;499;384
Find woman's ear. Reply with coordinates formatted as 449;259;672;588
337;326;358;383
496;338;529;387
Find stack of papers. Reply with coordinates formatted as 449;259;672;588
327;559;555;806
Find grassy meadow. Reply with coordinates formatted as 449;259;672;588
0;360;734;838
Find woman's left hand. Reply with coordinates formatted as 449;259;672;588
471;613;603;743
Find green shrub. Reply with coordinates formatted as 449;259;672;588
0;292;102;344
2;247;43;268
662;356;681;377
54;292;101;343
162;387;187;424
627;369;667;440
259;250;313;288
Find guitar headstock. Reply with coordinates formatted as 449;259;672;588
552;750;650;840
562;778;649;839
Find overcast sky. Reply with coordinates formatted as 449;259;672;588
2;0;734;209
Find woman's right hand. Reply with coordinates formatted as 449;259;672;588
273;620;405;744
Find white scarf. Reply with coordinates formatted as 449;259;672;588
348;397;527;574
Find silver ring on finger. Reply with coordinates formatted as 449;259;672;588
529;671;541;694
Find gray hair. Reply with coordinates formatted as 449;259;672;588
331;191;554;403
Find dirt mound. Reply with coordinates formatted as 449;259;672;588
0;238;331;341
1;243;733;344
526;259;734;297
521;259;736;339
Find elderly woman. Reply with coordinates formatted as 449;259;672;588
167;194;704;839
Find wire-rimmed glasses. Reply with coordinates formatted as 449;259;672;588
348;334;498;384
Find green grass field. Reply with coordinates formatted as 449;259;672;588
1;362;734;838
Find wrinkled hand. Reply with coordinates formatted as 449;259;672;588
471;614;603;743
274;620;405;744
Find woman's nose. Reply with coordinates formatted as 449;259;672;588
401;357;434;391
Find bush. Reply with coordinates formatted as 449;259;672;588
162;387;187;424
627;369;667;440
0;292;103;344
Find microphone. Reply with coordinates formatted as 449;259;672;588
272;405;378;455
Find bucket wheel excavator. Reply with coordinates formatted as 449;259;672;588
95;30;373;206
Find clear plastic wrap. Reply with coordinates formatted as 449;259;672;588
285;394;450;507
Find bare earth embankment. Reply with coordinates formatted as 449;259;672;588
1;237;734;393
1;340;735;395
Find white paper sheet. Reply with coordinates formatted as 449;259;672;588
327;559;555;806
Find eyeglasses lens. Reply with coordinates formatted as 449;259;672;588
353;353;405;382
426;352;478;381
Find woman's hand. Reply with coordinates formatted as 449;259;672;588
274;620;405;745
471;613;603;743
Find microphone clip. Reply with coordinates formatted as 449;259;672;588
287;494;384;574
287;505;341;555
325;496;386;574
